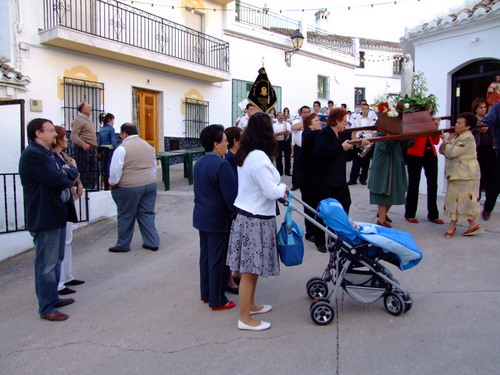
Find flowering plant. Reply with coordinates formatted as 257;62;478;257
373;72;438;117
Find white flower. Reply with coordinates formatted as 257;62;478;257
404;103;410;109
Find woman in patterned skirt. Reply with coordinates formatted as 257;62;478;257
439;112;483;238
227;112;288;331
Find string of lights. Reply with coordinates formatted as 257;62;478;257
123;0;422;13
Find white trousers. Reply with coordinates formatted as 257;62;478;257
57;222;74;290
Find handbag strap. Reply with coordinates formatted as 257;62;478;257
285;191;294;226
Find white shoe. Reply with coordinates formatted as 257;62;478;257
238;320;271;331
250;304;272;315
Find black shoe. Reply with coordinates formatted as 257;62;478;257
58;287;76;295
359;180;367;185
142;245;159;251
305;234;316;243
226;286;239;295
347;180;357;185
291;186;298;191
65;279;85;286
482;210;491;221
108;247;130;253
285;173;292;176
316;245;327;253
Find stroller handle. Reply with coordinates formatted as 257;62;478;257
277;198;289;206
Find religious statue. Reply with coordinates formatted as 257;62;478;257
486;75;500;107
400;54;414;98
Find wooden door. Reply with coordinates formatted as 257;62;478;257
137;89;158;150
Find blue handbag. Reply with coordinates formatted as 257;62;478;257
277;191;304;266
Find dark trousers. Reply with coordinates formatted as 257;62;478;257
477;145;496;196
484;152;500;213
276;140;291;175
299;177;320;237
73;146;99;190
199;231;230;308
313;183;351;246
292;145;302;189
349;154;371;183
99;147;115;190
404;154;439;220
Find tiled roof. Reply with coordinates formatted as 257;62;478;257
359;38;401;51
404;0;500;38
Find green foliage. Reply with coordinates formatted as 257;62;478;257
399;72;439;114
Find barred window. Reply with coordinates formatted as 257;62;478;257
393;55;403;75
62;77;104;132
184;98;209;138
317;75;330;99
358;51;365;69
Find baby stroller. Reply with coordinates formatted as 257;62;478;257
282;196;422;325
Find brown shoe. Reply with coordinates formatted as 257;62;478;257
54;298;75;308
58;287;76;295
41;310;69;321
376;220;391;228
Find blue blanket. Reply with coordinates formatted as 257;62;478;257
316;199;423;270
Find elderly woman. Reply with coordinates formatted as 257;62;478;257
53;126;84;295
314;108;367;252
439;112;482;238
227;112;288;331
193;125;237;310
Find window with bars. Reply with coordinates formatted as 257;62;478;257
62;77;104;132
358;51;365;69
317;75;330;99
184;98;209;138
393;55;403;75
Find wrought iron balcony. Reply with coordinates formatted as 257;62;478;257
41;0;230;82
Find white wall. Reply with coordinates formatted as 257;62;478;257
403;12;500;196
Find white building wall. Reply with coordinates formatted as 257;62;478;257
403;15;500;196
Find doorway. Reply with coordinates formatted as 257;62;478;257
136;89;159;150
451;59;500;117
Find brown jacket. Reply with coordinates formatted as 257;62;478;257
70;114;97;147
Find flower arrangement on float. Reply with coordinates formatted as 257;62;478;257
372;72;439;117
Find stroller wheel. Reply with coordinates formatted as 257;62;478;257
384;292;405;316
403;293;413;313
306;279;329;299
310;302;335;325
310;297;330;311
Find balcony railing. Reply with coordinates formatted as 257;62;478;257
307;26;354;56
43;0;229;72
235;1;300;37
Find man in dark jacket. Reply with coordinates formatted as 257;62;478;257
19;118;79;321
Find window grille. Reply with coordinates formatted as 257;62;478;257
354;87;365;106
184;98;209;138
393;55;403;75
62;77;105;132
358;51;365;69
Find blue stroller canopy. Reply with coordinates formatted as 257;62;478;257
316;199;423;270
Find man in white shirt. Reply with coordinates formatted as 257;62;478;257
348;103;377;185
237;103;256;130
291;105;311;190
108;123;160;252
273;112;292;176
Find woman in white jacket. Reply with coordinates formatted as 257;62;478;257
227;112;288;331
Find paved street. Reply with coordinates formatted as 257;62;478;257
1;163;499;375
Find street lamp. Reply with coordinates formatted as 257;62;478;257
284;29;304;67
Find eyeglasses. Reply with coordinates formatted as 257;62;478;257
40;129;56;133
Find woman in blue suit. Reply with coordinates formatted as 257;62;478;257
193;125;238;310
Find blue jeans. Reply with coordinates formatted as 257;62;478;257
111;183;160;250
30;227;66;316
